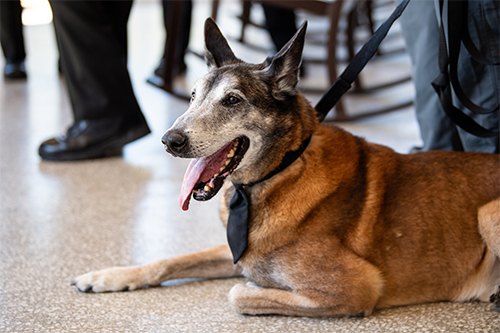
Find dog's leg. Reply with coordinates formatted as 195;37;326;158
72;244;242;292
478;198;500;311
478;198;500;257
229;282;375;317
491;289;500;311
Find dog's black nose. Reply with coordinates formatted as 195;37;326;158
162;129;188;155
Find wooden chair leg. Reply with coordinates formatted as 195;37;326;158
211;0;220;21
326;0;347;121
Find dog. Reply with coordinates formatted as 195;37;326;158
71;18;500;317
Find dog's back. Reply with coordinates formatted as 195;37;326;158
231;120;500;311
335;133;500;307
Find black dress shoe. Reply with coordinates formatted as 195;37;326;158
146;58;187;90
154;58;187;78
4;61;27;79
38;117;151;161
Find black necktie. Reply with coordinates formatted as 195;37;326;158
227;184;249;263
226;137;311;263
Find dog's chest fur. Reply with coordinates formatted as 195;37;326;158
219;126;372;289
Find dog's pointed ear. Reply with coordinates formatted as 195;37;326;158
204;18;238;69
262;21;307;100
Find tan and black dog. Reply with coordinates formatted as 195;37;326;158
72;18;500;317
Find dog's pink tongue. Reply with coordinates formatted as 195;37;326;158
179;142;234;211
179;157;206;211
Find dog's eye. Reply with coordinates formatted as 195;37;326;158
224;96;241;106
191;91;196;101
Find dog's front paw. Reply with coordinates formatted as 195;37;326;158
228;283;249;313
71;266;143;293
229;283;269;315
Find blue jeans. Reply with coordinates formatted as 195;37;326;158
398;0;499;153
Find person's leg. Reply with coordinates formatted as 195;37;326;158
40;0;150;161
453;0;499;153
151;0;192;81
261;4;297;51
51;0;145;124
398;0;463;151
164;0;191;74
0;0;27;78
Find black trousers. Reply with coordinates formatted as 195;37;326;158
161;0;191;69
49;0;147;126
261;4;297;51
0;0;26;62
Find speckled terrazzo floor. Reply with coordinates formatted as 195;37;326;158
1;1;499;332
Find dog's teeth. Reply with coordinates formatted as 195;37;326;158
219;166;225;172
214;173;219;177
225;159;230;166
204;185;210;192
227;149;235;158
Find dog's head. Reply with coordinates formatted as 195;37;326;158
163;18;314;211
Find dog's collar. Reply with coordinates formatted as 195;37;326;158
242;137;311;188
227;136;311;264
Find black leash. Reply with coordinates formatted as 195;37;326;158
315;0;411;121
227;0;411;264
